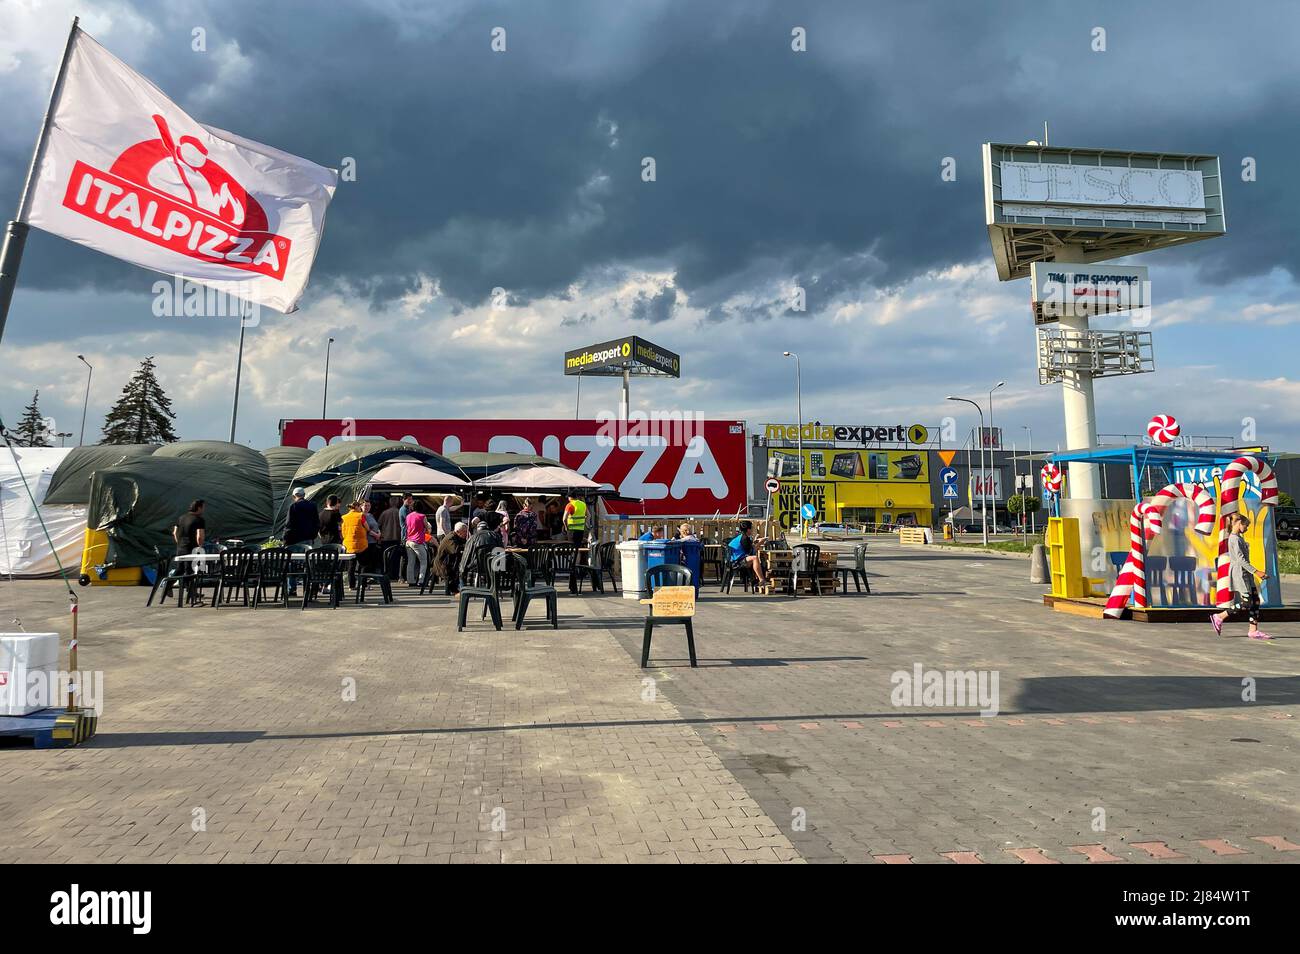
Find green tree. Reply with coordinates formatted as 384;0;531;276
11;390;51;447
1278;491;1295;507
1007;494;1042;520
100;356;178;445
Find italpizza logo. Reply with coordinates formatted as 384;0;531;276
60;114;290;280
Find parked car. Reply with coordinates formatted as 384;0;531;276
1275;506;1300;540
815;522;858;538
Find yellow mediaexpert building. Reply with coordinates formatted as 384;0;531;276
768;447;932;529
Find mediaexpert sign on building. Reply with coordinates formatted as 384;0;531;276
280;418;744;516
762;422;929;445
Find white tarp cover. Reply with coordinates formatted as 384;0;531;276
0;447;86;578
369;461;470;487
477;465;602;490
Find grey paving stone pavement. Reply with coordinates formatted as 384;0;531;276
1;539;1295;864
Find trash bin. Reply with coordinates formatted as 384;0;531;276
617;541;649;601
677;539;703;594
643;540;683;592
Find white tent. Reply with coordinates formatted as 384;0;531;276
0;447;86;578
477;465;602;491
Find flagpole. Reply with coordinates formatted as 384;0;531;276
0;17;79;347
229;321;245;443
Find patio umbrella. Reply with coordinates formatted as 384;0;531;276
369;461;470;488
477;464;602;492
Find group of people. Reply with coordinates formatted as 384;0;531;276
278;488;594;597
174;491;769;597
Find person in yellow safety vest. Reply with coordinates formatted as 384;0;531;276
563;494;588;546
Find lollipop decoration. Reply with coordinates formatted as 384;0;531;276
1040;462;1063;494
1146;413;1181;445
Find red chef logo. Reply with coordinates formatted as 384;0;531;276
61;114;291;280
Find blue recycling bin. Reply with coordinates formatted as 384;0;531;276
677;539;703;595
642;540;683;592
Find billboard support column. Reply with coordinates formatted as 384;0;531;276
1058;244;1100;501
620;369;630;422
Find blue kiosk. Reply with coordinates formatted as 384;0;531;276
1045;445;1293;620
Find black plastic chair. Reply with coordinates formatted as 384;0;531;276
508;553;558;629
146;546;185;607
249;547;293;607
212;548;257;607
835;544;870;594
457;551;503;631
595;540;620;594
789;543;822;596
548;543;577;585
721;557;756;594
570;541;604;594
701;545;725;584
301;549;342;609
641;564;696;667
356;565;395;604
178;549;221;607
524;545;555;586
489;548;519;609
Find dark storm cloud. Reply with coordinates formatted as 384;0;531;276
629;286;677;323
4;0;1299;313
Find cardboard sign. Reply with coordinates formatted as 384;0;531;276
642;585;695;618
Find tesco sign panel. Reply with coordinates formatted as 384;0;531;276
280;418;749;516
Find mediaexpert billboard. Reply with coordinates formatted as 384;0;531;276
280;418;747;516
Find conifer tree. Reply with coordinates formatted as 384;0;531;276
100;356;178;445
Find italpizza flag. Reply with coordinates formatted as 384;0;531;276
22;25;337;314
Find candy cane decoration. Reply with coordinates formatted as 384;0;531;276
1040;462;1063;494
1214;456;1278;606
1104;482;1215;618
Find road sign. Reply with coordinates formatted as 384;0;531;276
943;484;958;498
765;477;780;494
800;503;816;520
940;466;958;484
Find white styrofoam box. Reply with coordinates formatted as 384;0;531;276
0;633;61;716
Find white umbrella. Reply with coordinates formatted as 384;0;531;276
370;461;470;487
478;465;601;491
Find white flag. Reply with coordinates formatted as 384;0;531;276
25;28;338;314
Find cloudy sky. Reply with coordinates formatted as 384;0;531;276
3;0;1299;452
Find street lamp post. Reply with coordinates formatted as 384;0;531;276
1022;424;1036;536
782;351;803;538
988;381;1004;534
947;396;988;545
322;337;335;418
75;354;92;445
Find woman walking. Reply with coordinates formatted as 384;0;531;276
1210;513;1271;640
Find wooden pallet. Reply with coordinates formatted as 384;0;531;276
763;551;838;596
0;707;98;749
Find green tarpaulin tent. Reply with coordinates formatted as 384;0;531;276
42;444;159;506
